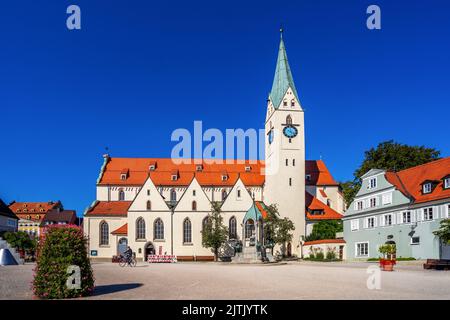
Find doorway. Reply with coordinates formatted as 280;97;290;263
144;242;155;261
117;238;128;255
287;242;292;257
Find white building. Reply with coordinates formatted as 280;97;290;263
83;33;344;261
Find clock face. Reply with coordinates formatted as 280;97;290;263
268;130;274;144
283;125;298;138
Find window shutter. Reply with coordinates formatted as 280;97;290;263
397;212;402;224
380;215;385;227
374;216;378;227
354;202;358;210
363;218;368;229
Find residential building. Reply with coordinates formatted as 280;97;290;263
0;199;19;233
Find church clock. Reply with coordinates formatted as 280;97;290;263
283;125;298;138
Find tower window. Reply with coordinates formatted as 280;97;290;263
286;159;288;166
293;159;296;166
289;178;292;186
286;115;292;125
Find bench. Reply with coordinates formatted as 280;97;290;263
423;259;450;270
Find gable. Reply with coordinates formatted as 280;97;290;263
220;177;253;212
174;177;212;212
128;176;169;212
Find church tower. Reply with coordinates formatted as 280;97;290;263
264;30;306;256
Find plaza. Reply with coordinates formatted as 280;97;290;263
1;261;449;300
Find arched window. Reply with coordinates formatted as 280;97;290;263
146;200;151;210
183;218;192;244
202;216;211;233
192;201;197;211
154;218;164;240
170;188;177;202
229;216;237;239
136;217;145;240
286;115;292;125
283;99;287;107
245;219;254;239
221;189;227;201
291;99;295;107
119;189;125;201
100;221;109;245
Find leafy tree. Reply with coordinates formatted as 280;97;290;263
33;225;94;299
3;231;35;253
201;202;228;261
305;220;343;242
341;140;440;205
433;219;450;245
263;204;295;257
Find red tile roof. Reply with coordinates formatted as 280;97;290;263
304;239;346;246
9;201;62;222
385;157;450;204
111;223;128;235
305;160;339;186
85;201;131;216
98;157;338;188
305;192;343;220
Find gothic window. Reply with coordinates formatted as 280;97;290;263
202;216;211;233
286;115;292;125
119;189;125;201
136;217;146;240
146;200;151;210
245;219;254;239
100;221;109;245
170;188;177;202
192;201;197;211
183;218;192;244
154;218;164;240
229;216;237;239
221;189;227;201
291;99;295;107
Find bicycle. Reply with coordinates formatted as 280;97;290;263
118;255;137;267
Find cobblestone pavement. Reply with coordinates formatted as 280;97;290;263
1;261;450;300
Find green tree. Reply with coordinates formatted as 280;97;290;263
33;225;94;299
341;140;440;205
433;219;450;245
3;231;35;253
201;202;229;261
262;204;295;257
305;220;343;242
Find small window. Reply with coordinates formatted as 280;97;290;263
384;214;392;226
221;189;227;201
245;166;251;172
286;115;292;125
119;190;125;201
356;242;369;257
171;175;178;181
402;211;411;223
149;165;156;171
411;236;420;245
121;174;127;181
147;189;150;196
290;99;295;107
289;178;292;186
357;201;363;211
424;207;433;220
367;177;377;189
170;189;177;202
222;175;228;181
192;201;197;211
193;190;196;196
305;174;311;182
196;165;203;172
367;217;375;229
283;99;287;107
423;183;432;194
146;200;151;210
445;178;450;189
237;189;241;198
285;159;288;166
292;159;295;166
370;198;377;208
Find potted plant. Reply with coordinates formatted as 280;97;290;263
378;244;396;271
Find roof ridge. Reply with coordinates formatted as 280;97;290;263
395;157;448;174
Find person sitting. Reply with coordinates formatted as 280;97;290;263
123;246;133;264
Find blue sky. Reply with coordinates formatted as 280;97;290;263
1;0;449;216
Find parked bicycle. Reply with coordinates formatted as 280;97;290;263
118;254;137;267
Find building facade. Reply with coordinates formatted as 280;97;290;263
343;158;450;260
83;34;345;261
0;199;19;233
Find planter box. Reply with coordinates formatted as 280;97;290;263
379;259;396;271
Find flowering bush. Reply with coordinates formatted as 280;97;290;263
32;225;95;299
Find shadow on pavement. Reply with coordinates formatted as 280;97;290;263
92;283;143;296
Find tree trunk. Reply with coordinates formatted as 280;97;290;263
214;247;218;262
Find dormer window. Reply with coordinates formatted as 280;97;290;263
196;165;203;172
245;166;251;172
149;162;157;171
221;172;228;181
444;177;450;189
367;177;377;189
171;170;179;181
305;174;311;182
423;183;432;194
120;174;127;181
120;168;129;180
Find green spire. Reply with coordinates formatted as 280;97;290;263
269;30;300;109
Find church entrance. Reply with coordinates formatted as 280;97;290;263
144;242;155;261
117;238;128;255
287;242;292;257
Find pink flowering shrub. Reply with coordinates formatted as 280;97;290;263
32;224;95;299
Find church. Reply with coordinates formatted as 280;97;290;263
83;33;345;261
